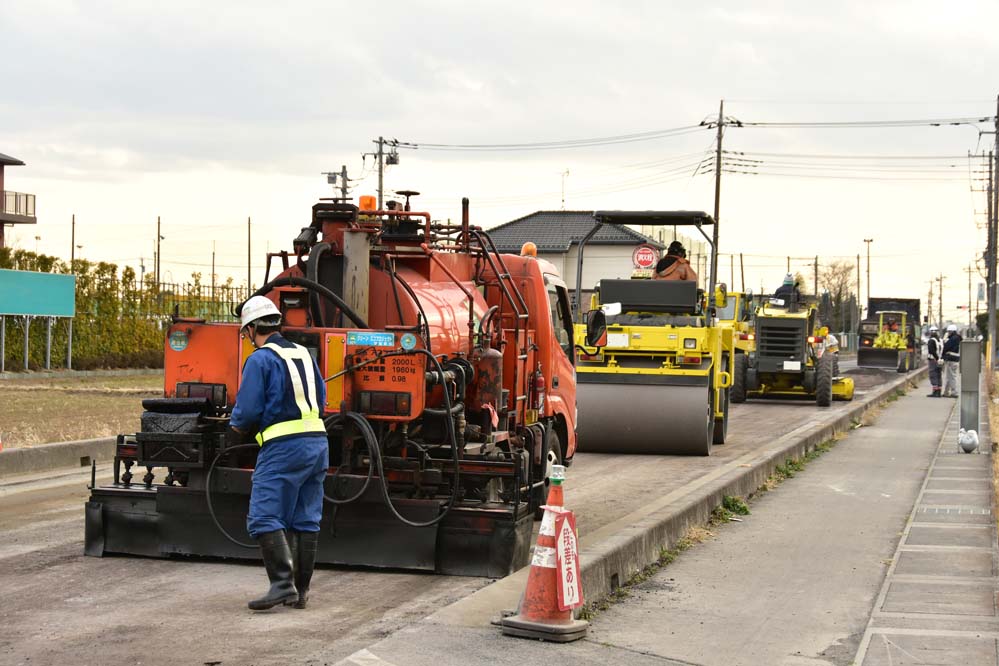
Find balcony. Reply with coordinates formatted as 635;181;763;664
1;190;36;224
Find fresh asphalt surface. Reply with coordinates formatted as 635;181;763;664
0;367;911;665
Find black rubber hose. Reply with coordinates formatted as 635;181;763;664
321;413;375;505
205;443;259;549
245;276;368;329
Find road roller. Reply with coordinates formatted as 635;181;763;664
573;210;734;456
732;295;854;406
84;194;578;577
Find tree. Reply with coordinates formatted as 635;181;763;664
818;260;856;332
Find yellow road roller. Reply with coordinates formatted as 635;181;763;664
573;211;735;455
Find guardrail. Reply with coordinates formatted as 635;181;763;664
2;191;36;218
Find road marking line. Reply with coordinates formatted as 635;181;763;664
334;648;399;666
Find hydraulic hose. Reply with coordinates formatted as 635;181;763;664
205;443;259;549
247;275;368;329
322;412;375;505
324;349;461;528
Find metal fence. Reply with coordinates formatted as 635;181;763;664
143;281;250;322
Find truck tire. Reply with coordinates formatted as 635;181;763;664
731;353;748;403
533;427;562;520
816;353;834;407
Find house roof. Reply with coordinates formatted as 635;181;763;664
486;211;663;254
0;152;25;167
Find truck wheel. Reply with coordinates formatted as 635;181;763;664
533;427;562;520
731;353;748;403
816;353;834;407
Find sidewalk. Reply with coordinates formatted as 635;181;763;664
331;376;987;666
853;384;997;664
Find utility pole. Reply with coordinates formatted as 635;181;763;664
341;164;348;199
786;256;790;273
711;99;724;296
856;253;861;319
813;256;819;296
560;169;570;210
156;215;161;289
936;274;945;329
730;254;735;288
70;214;76;270
965;263;974;328
739;253;745;291
211;241;216;303
863;238;873;304
247;217;252;295
989;148;997;367
376;136;385;210
927;280;934;329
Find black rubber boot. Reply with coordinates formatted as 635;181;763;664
926;389;941;397
288;531;319;609
248;530;298;611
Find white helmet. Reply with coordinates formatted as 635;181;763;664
928;325;938;332
946;324;958;332
239;295;282;330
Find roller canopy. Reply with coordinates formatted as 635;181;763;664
592;210;715;227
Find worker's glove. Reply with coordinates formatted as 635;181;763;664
225;427;254;447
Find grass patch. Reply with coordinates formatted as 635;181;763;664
0;372;162;447
722;495;750;516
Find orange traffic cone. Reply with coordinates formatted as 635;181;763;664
501;465;588;642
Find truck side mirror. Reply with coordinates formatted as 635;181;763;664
585;309;608;348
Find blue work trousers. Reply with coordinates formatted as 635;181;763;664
247;435;329;538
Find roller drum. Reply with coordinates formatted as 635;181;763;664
576;382;712;456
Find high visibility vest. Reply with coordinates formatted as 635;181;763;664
255;342;326;445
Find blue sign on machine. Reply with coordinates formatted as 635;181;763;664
347;331;396;347
0;269;76;317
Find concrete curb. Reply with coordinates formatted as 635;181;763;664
577;365;929;612
427;366;928;628
0;437;116;478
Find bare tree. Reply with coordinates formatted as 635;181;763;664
819;260;855;331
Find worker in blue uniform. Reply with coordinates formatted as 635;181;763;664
230;295;329;611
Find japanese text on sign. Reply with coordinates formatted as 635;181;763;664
554;509;583;610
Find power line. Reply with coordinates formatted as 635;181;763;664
395;125;709;152
737;115;995;128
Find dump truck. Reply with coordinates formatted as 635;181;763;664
84;194;577;578
732;294;854;406
574;210;734;455
857;297;922;372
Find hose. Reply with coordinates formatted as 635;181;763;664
325;349;461;528
205;443;259;549
321;412;375;505
244;275;368;329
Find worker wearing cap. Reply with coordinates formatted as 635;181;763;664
941;324;962;398
819;326;840;376
926;326;943;397
654;241;697;281
773;274;801;304
230;295;328;611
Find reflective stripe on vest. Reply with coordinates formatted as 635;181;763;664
255;342;324;446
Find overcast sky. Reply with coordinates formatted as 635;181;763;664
2;1;997;323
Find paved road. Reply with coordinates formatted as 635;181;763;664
0;369;900;666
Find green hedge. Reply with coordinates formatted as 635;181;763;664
1;248;244;371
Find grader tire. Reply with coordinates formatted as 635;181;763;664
816;353;834;407
731;353;748;403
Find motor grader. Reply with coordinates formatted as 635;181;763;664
84;194;578;578
731;293;854;407
573;211;735;455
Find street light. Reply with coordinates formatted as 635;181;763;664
863;238;873;306
34;235;40;253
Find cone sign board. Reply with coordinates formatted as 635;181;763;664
554;509;583;610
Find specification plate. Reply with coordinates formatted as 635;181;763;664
347;331;396;347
